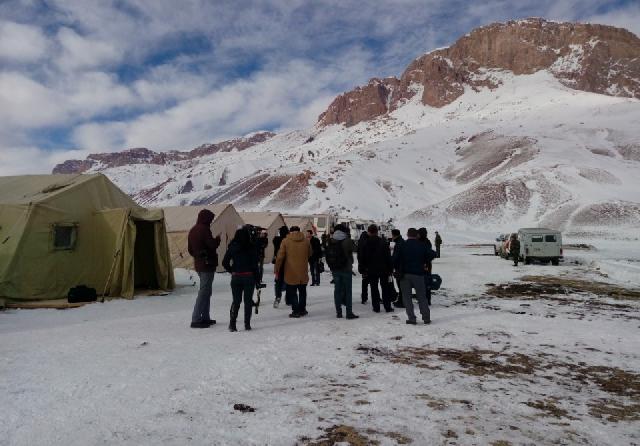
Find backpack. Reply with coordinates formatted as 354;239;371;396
325;239;348;271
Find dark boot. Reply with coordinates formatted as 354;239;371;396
244;321;251;331
346;313;359;320
229;304;239;332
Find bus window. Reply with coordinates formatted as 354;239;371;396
532;236;543;242
545;235;557;242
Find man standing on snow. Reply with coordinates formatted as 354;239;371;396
357;231;369;304
187;209;221;328
359;224;394;313
275;226;311;318
435;231;443;258
307;230;323;286
390;229;405;308
510;234;521;267
393;227;435;325
327;224;359;319
272;225;289;306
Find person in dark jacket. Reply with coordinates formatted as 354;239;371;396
434;231;443;258
390;229;405;308
418;227;432;251
359;224;394;313
357;231;369;304
272;225;289;306
510;234;521;266
222;227;260;332
417;227;435;305
307;230;323;286
329;224;359;319
187;209;221;328
393;228;435;325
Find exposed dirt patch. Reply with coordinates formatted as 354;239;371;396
302;425;413;445
525;398;573;419
588;398;640;422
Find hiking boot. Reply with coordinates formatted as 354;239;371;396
289;312;300;318
336;312;343;318
228;320;237;332
405;320;417;325
346;313;359;320
361;296;368;304
372;307;380;313
190;321;209;328
244;322;252;331
300;310;308;316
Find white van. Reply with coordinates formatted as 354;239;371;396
517;228;563;265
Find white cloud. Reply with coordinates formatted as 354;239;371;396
0;72;65;128
0;21;48;62
55;27;122;71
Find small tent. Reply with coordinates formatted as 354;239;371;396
0;174;175;307
162;204;243;272
238;211;286;261
284;215;315;234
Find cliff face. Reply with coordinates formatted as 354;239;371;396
318;18;640;127
52;132;275;174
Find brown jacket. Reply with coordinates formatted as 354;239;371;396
275;231;311;285
187;209;221;272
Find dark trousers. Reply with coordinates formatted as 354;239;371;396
436;245;441;258
231;275;255;324
333;271;353;315
286;284;307;314
423;273;433;306
512;252;519;266
361;276;369;299
275;274;286;299
309;258;321;285
368;274;393;311
192;271;215;323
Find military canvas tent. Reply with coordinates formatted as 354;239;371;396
0;174;175;307
238;211;286;261
283;216;315;234
162;204;243;272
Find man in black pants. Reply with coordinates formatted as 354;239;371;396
357;231;369;304
390;229;405;308
359;224;394;312
307;230;323;286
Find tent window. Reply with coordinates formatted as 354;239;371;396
53;224;77;250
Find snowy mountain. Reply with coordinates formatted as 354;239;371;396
53;18;640;236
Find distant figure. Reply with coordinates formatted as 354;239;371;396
390;229;405;308
187;209;221;328
359;224;394;313
435;231;443;258
393;227;435;325
510;234;521;266
222;227;260;332
357;231;369;304
327;224;359;319
275;226;311;318
307;230;323;286
272;226;289;306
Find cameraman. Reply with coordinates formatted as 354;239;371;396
222;226;261;331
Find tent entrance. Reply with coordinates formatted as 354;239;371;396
134;220;159;290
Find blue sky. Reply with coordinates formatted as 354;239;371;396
0;0;638;174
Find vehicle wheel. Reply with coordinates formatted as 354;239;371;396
551;259;559;266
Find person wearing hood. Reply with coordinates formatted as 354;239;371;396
187;209;221;328
272;225;289;306
222;227;260;332
357;231;370;304
327;224;359;319
275;226;312;318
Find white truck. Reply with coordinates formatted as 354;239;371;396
517;228;563;265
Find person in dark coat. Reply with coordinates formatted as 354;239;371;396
359;224;394;312
390;229;405;308
417;227;436;305
434;231;443;258
187;209;221;328
393;228;435;325
307;230;323;286
357;231;369;304
222;227;260;332
329;224;359;319
272;225;289;305
510;234;521;266
418;227;432;251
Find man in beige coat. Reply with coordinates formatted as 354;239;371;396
275;226;311;318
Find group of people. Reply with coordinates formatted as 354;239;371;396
186;208;443;331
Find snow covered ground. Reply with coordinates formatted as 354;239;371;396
1;242;639;445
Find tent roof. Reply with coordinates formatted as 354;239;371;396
162;204;235;232
0;174;101;205
238;211;284;228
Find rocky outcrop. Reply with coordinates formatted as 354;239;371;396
52;132;275;174
319;18;640;127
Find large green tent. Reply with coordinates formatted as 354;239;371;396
0;174;175;307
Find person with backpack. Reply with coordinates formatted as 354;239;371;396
307;230;323;286
326;224;359;319
393;227;435;325
434;231;443;258
359;224;394;313
222;227;260;332
272;226;289;306
275;226;311;318
357;231;369;304
187;209;221;328
509;233;521;266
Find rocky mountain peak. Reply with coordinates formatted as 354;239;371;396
318;18;640;127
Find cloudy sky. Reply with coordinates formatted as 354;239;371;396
0;0;638;175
